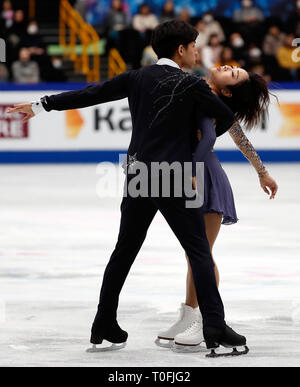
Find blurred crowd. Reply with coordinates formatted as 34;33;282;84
0;0;66;84
75;0;300;82
1;0;300;84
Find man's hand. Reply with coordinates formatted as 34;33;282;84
259;174;278;200
7;103;35;123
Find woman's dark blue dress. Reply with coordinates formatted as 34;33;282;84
193;116;238;225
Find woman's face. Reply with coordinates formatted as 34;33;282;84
210;65;249;94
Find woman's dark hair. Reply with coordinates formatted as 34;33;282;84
220;72;271;129
151;20;198;59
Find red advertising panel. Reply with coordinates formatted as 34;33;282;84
0;104;28;139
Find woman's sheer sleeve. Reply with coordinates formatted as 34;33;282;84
229;122;268;177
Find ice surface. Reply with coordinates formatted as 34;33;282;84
0;163;299;367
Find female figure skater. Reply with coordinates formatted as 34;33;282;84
156;65;278;351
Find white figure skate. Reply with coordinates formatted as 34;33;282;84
155;303;200;348
172;319;205;353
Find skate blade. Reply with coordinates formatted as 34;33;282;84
86;342;127;353
155;338;174;348
172;341;205;353
206;345;249;358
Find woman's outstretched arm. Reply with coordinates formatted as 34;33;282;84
229;122;278;199
229;122;267;177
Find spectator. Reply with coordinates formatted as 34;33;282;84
1;0;14;31
233;0;264;45
12;47;40;84
3;9;27;68
19;20;55;82
107;0;128;36
105;0;128;51
0;63;9;83
177;9;190;24
229;32;247;67
133;3;159;34
22;20;45;54
215;46;239;68
7;9;27;38
276;33;300;80
263;25;285;57
195;21;207;48
159;1;175;24
201;12;225;43
202;34;223;70
246;43;263;69
46;56;67;82
233;0;264;24
262;25;285;81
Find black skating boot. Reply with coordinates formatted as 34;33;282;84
87;319;128;352
203;325;249;358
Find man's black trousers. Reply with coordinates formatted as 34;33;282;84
95;175;226;329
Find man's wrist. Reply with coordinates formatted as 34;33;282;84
31;100;45;115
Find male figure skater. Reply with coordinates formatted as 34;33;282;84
8;21;248;357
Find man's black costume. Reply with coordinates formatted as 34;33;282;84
41;64;237;343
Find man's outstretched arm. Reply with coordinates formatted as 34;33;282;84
7;71;132;122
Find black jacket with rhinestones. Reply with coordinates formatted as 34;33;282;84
41;65;234;166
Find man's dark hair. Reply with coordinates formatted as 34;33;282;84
151;20;198;59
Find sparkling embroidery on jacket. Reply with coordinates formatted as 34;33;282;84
149;68;202;129
122;152;138;173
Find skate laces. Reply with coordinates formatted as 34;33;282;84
183;319;202;335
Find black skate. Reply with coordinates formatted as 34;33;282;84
86;319;128;353
203;325;249;358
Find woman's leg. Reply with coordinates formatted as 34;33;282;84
185;213;222;308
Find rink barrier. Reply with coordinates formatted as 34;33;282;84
1;81;300;91
1;82;300;163
0;149;299;163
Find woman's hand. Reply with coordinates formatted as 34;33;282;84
259;174;278;199
7;103;35;123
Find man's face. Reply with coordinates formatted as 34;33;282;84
181;41;197;69
210;65;249;92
